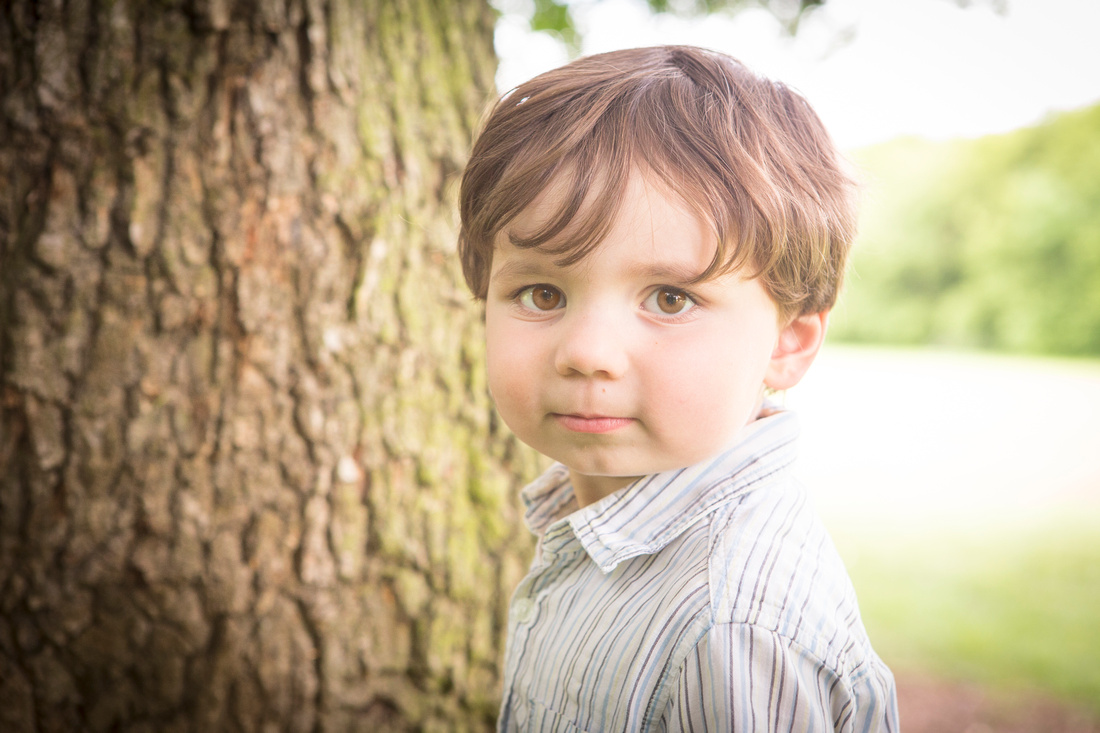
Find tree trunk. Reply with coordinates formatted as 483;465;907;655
0;1;537;730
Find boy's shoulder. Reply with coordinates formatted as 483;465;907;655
703;477;868;673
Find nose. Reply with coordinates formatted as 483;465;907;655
553;309;630;379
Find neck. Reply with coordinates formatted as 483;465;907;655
569;471;639;509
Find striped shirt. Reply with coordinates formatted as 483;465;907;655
498;410;898;732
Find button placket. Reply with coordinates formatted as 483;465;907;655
509;570;541;629
510;523;582;630
512;596;537;624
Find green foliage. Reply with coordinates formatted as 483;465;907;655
530;0;580;53
516;0;993;47
642;0;825;34
833;103;1100;356
516;0;826;54
834;516;1100;714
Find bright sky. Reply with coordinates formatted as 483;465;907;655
494;0;1100;149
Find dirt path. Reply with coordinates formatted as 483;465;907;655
897;674;1100;733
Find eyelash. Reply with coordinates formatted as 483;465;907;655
511;284;565;312
509;284;701;320
643;286;699;320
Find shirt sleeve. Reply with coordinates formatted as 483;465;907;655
662;622;899;732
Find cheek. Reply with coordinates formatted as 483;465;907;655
648;337;732;395
641;349;723;424
643;337;768;430
485;317;539;414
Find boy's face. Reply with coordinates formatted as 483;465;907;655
485;173;784;505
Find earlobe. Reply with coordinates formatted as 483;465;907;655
764;310;829;391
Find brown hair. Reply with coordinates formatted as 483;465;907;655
458;45;857;321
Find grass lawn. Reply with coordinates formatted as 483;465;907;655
830;511;1100;715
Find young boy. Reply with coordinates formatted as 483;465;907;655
459;46;898;731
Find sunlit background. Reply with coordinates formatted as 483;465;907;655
494;0;1100;725
495;0;1100;148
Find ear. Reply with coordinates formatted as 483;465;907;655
764;310;829;391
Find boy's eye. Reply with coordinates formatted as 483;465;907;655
518;285;565;311
644;286;695;316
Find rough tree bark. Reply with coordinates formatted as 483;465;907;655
0;1;538;730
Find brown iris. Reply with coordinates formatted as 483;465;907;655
531;286;562;310
656;287;688;314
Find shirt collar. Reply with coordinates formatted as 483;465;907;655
520;409;801;573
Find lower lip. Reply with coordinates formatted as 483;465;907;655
554;415;634;434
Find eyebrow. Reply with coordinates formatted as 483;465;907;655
490;257;558;282
492;254;710;284
625;260;709;284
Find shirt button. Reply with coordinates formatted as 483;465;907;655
513;597;536;624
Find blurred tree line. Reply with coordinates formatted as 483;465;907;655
832;102;1100;356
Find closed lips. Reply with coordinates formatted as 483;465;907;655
553;414;634;433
